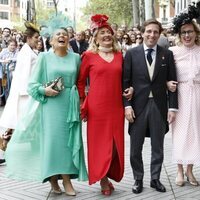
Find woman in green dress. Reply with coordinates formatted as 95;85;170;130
5;27;87;196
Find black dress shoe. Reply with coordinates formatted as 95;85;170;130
132;180;143;194
0;159;5;164
150;179;166;192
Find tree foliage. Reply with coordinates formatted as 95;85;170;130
82;0;133;26
35;0;55;26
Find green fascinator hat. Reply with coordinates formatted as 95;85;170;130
40;12;73;37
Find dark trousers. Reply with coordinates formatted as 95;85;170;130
129;98;166;180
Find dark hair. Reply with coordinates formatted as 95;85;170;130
3;27;11;34
59;27;68;33
23;27;39;42
141;19;163;34
122;33;132;45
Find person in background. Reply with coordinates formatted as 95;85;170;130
130;33;136;47
36;37;45;53
0;39;19;101
121;33;132;57
135;33;143;46
5;27;87;196
69;31;89;55
1;28;12;49
0;22;39;151
167;4;200;187
78;14;133;196
157;29;170;49
84;29;92;44
123;18;178;194
67;26;75;40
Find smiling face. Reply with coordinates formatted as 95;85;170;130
142;23;160;48
95;27;113;48
8;41;17;52
180;23;196;48
51;28;69;50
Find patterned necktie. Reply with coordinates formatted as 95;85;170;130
147;48;153;65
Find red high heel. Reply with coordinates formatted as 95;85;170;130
100;180;112;196
101;188;111;196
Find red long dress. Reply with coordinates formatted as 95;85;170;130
77;51;124;185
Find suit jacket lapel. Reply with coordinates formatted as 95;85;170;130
138;45;151;81
152;45;162;81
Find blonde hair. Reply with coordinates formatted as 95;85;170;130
88;29;121;53
176;20;200;46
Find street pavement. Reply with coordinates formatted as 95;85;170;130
0;106;200;200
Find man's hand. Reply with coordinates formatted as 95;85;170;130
168;111;176;124
125;107;135;123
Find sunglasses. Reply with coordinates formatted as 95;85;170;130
123;37;128;39
136;37;142;39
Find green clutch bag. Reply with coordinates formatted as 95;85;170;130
44;76;65;92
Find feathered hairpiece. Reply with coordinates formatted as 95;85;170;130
172;3;200;33
90;14;114;35
40;12;72;37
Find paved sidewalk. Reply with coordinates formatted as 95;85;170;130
0;107;200;200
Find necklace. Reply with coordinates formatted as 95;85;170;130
98;46;113;53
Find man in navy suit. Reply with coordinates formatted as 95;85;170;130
123;19;178;194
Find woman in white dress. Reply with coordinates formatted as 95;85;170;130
167;6;200;187
0;22;39;149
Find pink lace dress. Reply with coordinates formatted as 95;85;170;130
170;45;200;165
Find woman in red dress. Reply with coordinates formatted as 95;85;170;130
77;14;132;195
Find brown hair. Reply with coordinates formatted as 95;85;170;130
140;19;163;34
23;27;39;42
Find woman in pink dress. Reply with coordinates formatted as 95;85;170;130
167;5;200;187
77;14;132;196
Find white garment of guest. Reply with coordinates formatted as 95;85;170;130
170;45;200;165
0;43;38;129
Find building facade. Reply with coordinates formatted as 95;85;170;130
0;0;28;29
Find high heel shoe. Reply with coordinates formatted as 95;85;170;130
185;173;199;186
51;187;62;194
175;174;184;187
100;181;112;196
50;182;62;194
62;182;76;196
101;188;111;196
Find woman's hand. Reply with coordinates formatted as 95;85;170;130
45;83;59;97
123;87;134;101
167;81;178;92
125;107;135;123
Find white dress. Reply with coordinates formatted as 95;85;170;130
0;43;38;129
170;45;200;165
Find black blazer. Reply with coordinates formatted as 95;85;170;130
69;39;89;55
123;44;178;123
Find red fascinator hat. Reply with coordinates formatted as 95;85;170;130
90;14;114;35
